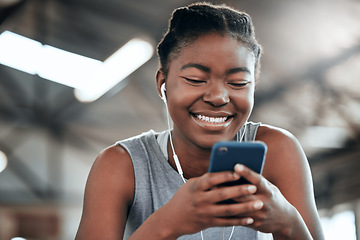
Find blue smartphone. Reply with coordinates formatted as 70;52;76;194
208;141;267;186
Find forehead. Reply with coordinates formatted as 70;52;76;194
169;33;256;74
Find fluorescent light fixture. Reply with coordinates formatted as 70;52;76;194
0;31;42;74
0;150;8;173
74;38;154;102
0;31;154;102
39;45;102;90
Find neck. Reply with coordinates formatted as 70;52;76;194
167;132;211;179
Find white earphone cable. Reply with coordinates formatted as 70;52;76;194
163;91;187;183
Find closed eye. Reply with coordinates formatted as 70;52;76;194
228;81;250;88
183;77;207;85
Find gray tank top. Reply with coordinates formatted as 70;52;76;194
117;122;271;239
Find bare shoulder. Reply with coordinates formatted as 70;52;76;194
91;143;133;176
256;124;299;145
255;124;308;185
87;143;134;204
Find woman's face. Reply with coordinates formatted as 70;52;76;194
158;33;256;149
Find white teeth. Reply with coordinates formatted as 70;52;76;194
196;114;227;123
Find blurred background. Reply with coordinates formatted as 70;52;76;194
0;0;359;239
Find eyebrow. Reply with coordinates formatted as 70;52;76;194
180;63;251;75
226;67;251;75
180;63;210;73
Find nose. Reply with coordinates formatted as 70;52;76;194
203;82;230;107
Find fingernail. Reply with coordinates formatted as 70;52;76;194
246;218;254;224
248;185;257;193
254;201;263;209
233;172;240;179
235;164;244;171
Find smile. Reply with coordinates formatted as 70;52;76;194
191;113;234;129
195;114;228;124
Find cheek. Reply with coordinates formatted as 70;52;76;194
234;89;254;109
166;80;200;109
230;92;254;123
166;90;192;117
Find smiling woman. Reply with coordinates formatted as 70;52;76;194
75;2;325;240
158;33;256;149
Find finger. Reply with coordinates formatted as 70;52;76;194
195;171;240;191
234;164;265;187
210;216;255;227
204;184;257;204
231;193;258;204
210;199;264;218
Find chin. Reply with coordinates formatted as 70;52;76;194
195;134;233;150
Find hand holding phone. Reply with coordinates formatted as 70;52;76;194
208;141;267;186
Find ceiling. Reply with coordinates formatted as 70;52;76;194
0;0;360;209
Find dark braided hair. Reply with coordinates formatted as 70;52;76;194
157;2;262;79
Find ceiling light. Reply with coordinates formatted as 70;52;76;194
0;31;154;102
0;31;42;74
74;38;154;102
0;30;102;89
38;45;102;89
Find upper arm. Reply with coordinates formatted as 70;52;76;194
75;144;134;240
257;125;324;239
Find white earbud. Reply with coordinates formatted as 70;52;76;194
160;83;166;103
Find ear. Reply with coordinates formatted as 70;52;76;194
156;69;166;98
